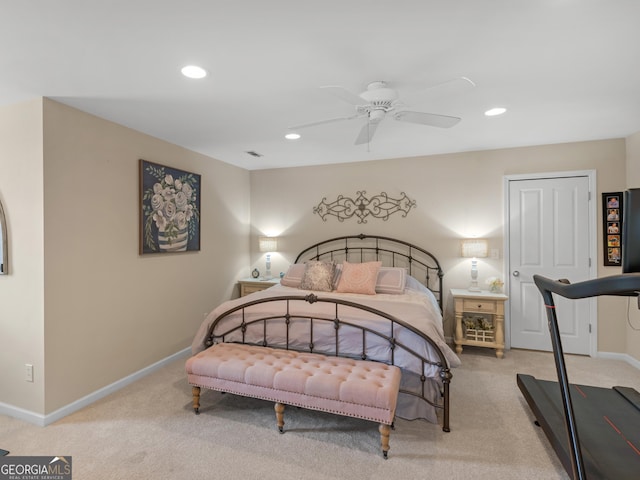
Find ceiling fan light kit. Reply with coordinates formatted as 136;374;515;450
289;78;470;145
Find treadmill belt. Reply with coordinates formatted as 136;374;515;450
614;386;640;412
517;373;640;480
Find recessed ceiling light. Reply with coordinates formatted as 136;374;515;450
485;107;507;117
285;133;301;140
181;65;207;79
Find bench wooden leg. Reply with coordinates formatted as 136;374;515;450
274;402;285;433
192;386;201;415
379;423;391;459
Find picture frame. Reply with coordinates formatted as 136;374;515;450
602;192;623;266
139;159;201;254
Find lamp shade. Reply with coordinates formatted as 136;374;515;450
461;238;488;258
259;236;278;253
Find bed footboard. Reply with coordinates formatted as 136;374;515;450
202;293;453;432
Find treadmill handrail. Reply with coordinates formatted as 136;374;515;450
534;274;586;480
532;272;640;480
533;273;640;300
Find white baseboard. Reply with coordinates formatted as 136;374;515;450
0;347;191;427
2;347;636;427
447;343;639;371
0;402;45;426
596;350;640;370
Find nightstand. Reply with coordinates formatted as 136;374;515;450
451;288;508;359
238;277;280;297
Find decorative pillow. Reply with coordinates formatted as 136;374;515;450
280;264;306;288
376;267;407;294
335;261;382;295
299;261;336;292
333;262;343;289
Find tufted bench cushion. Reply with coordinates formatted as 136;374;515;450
185;342;402;457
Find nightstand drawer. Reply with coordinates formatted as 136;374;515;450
242;284;268;296
238;278;280;297
462;299;497;314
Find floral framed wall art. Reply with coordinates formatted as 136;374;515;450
139;159;201;254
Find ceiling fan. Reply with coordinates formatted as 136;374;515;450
289;77;475;145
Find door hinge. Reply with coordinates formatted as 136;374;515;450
588;191;592;201
589;324;592;333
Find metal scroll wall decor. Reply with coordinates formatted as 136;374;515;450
313;190;416;223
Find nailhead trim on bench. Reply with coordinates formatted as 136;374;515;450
186;342;402;458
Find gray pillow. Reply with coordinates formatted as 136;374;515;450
299;261;336;292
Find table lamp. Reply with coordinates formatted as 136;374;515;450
259;236;278;280
461;238;488;291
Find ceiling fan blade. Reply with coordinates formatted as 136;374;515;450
320;85;366;105
401;76;476;104
394;110;461;128
425;76;476;91
354;122;379;145
289;113;363;130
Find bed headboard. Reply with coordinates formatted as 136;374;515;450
294;234;444;310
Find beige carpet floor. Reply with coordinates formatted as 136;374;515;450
2;348;639;480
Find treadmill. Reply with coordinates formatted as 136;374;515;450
517;273;640;480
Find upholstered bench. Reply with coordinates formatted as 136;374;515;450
185;342;402;458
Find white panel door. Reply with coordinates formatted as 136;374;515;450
508;175;591;354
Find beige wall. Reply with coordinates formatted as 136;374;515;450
625;131;640;360
1;99;251;415
0;99;46;413
1;97;637;421
250;138;632;357
626;131;640;183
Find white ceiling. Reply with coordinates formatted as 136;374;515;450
2;0;640;170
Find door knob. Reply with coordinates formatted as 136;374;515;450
512;271;520;277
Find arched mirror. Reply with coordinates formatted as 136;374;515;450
0;198;7;275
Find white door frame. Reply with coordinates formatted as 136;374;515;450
503;170;598;356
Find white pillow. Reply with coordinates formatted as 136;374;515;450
375;267;407;294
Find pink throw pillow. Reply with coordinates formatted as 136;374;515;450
280;264;306;287
335;261;382;295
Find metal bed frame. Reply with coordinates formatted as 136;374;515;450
203;234;452;431
295;234;444;310
205;293;453;432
